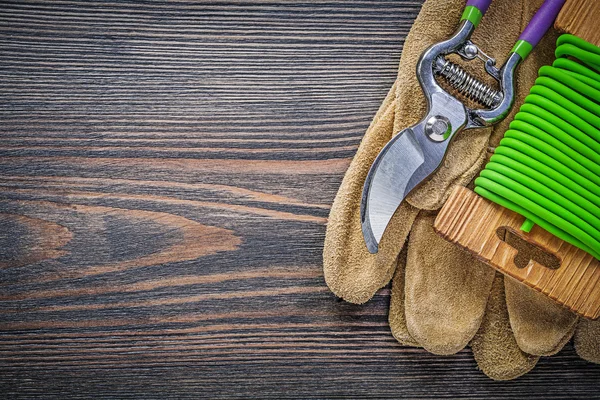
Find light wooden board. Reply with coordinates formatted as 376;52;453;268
435;186;600;320
555;0;600;46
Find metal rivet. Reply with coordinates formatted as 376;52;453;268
425;115;451;142
464;43;478;59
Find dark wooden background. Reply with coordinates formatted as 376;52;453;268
1;1;599;398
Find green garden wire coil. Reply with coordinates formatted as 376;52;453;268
474;34;600;260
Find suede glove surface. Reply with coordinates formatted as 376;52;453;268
323;0;600;380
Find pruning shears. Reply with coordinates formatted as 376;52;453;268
360;0;566;253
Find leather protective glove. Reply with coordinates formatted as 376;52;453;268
323;0;599;380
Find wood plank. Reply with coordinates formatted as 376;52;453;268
1;1;600;398
555;0;600;46
434;187;600;319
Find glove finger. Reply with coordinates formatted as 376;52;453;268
323;82;418;304
389;243;419;347
471;273;539;381
574;318;600;364
404;212;495;355
505;278;578;356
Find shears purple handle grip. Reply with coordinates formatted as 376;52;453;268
464;0;566;59
519;0;566;48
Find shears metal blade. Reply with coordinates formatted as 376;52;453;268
361;97;467;253
360;126;426;253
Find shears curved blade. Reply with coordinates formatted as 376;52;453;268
360;96;466;254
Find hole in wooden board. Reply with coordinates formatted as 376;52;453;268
496;226;561;270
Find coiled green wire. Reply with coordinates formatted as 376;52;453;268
474;34;600;260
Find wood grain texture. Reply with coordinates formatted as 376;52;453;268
555;0;600;46
434;186;600;320
1;1;599;398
